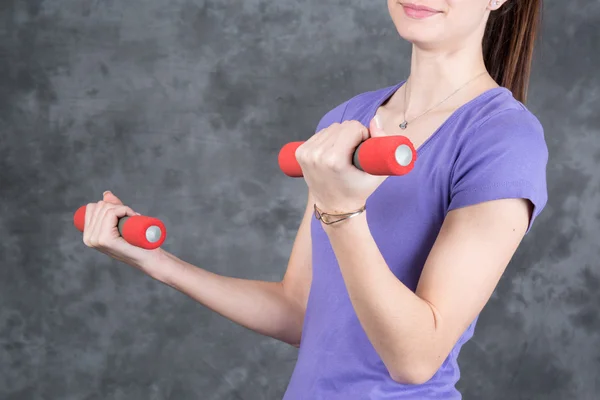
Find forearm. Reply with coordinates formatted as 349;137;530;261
143;249;305;346
323;213;439;383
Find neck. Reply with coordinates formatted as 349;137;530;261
404;38;490;113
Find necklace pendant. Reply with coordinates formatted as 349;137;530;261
399;121;408;129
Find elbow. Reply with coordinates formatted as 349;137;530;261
387;302;446;385
277;325;304;349
387;357;440;385
388;369;434;386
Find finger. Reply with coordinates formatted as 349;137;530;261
345;120;370;142
97;205;138;248
103;190;124;205
369;114;386;138
90;202;138;245
83;203;96;246
309;123;338;149
314;123;338;144
297;127;327;165
89;200;114;247
337;120;369;152
323;121;367;170
310;124;338;163
89;201;113;246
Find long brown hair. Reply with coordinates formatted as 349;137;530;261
483;0;543;103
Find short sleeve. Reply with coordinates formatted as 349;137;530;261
448;109;549;235
314;99;350;133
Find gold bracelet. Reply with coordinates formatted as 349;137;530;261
314;203;366;225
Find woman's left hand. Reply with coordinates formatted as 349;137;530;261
295;115;389;215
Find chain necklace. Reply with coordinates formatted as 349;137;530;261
399;70;487;130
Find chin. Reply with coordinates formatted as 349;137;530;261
389;1;445;45
395;22;444;47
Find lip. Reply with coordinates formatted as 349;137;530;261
401;2;442;19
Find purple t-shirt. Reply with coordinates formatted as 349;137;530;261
283;81;549;399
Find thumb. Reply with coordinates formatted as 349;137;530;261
369;114;386;138
103;190;123;205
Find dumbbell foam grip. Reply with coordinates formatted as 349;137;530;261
73;205;167;250
278;142;305;178
278;136;417;177
354;135;416;176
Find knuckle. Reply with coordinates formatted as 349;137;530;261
350;120;363;129
324;154;338;169
311;151;323;164
346;120;356;127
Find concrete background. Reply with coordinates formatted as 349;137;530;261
1;0;599;399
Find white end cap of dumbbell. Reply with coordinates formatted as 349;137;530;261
395;144;413;167
146;226;162;243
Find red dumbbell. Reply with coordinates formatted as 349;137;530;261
278;135;417;177
73;205;167;250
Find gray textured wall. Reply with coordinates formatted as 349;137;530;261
1;0;599;399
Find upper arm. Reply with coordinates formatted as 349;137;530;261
416;197;531;368
281;190;315;315
415;109;548;371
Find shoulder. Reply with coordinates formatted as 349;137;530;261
450;90;549;197
455;88;547;157
447;90;549;233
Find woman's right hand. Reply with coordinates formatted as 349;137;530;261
82;191;163;274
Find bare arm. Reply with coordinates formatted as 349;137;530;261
322;198;532;384
142;190;315;347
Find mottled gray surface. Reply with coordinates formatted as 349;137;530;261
1;0;599;399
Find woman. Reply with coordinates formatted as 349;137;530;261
82;0;547;398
